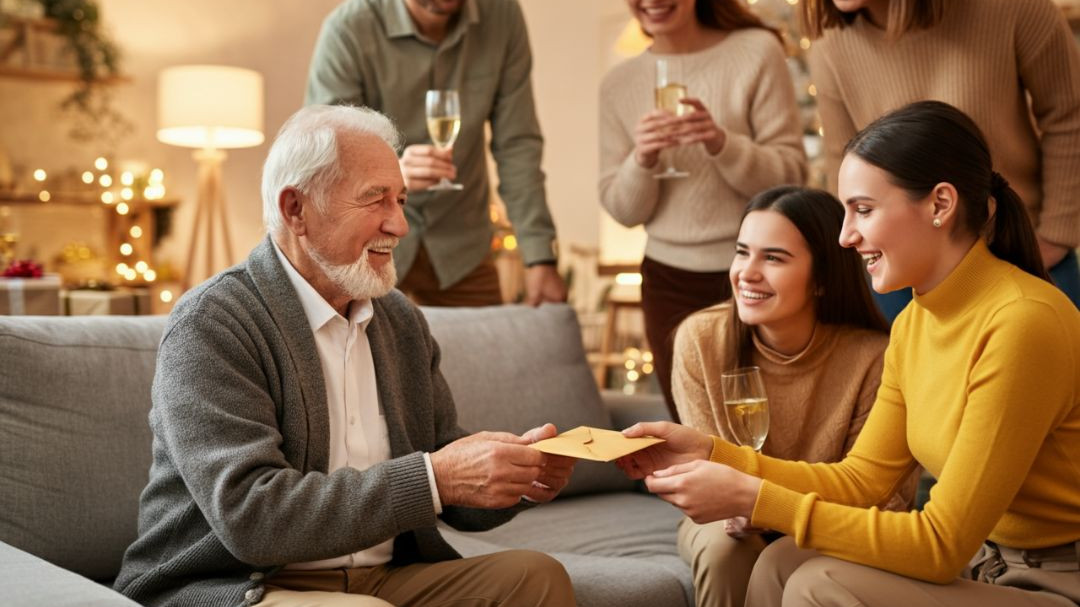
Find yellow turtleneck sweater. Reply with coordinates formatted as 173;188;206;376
710;241;1080;583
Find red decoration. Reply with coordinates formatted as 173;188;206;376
2;260;44;278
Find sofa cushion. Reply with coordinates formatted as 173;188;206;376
441;492;693;607
422;304;635;497
0;541;140;607
0;316;166;582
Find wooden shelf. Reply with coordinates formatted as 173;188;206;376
0;194;176;208
0;64;129;83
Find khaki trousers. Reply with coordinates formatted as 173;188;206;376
261;550;575;607
398;246;502;307
678;517;767;607
745;537;1080;607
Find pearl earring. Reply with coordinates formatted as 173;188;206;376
933;218;942;228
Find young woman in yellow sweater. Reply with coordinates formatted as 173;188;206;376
672;186;902;607
619;101;1080;605
802;0;1080;317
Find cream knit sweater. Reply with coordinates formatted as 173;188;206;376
809;0;1080;248
599;29;807;272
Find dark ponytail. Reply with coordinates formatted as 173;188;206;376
845;101;1049;281
986;172;1049;280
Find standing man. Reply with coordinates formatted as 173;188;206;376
113;105;577;607
306;0;567;307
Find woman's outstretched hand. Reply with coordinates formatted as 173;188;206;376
616;421;712;480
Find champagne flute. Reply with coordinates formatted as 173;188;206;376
653;58;690;180
425;89;464;191
720;366;769;452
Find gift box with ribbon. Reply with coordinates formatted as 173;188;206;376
0;275;63;315
65;286;153;316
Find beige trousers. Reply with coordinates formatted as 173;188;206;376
260;550;575;607
678;517;767;607
744;537;1080;607
398;246;502;307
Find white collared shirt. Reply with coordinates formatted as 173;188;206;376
272;242;442;570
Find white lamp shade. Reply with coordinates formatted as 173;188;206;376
157;65;265;149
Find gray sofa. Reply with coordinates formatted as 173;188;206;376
0;303;691;607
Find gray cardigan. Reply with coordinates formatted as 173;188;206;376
114;237;519;607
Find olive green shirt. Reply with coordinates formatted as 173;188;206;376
306;0;557;289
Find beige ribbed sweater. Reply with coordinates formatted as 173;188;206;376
598;30;807;272
809;0;1080;248
672;303;888;465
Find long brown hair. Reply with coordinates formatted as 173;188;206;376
800;0;943;39
730;186;888;367
844;100;1050;282
696;0;783;45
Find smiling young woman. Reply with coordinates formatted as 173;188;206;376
598;0;807;418
619;101;1080;607
670;186;907;607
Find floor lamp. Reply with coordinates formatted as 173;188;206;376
157;65;264;290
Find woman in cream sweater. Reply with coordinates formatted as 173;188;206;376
598;0;807;417
803;0;1080;317
672;185;902;607
620;101;1080;606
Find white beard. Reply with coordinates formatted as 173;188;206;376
308;239;398;301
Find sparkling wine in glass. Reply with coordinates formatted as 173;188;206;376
425;89;464;191
721;366;770;452
653;58;690;180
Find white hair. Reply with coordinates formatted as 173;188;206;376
261;105;403;233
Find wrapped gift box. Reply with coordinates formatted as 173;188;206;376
65;287;153;316
0;274;62;315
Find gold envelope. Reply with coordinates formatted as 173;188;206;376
529;426;665;462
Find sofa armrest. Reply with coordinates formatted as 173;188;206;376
0;541;139;607
601;390;672;431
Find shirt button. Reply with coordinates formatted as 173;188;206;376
244;589;259;601
249;572;264;581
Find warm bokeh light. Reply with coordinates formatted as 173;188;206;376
101;191;114;204
99;174;113;187
116;202;130;215
135;261;149;273
38;190;50;202
94;157;108;171
149;168;164;183
615;272;643;286
121;187;134;200
81;171;94;184
160;289;174;303
502;235;518;250
120;243;133;256
121;172;134;186
129;226;143;238
33;169;46;181
116;263;129;274
143;270;157;282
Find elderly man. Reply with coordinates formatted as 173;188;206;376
306;0;566;307
113;105;576;607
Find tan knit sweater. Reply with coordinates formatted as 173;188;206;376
809;0;1080;248
673;303;888;465
598;29;807;272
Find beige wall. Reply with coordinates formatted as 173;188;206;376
1;0;647;279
